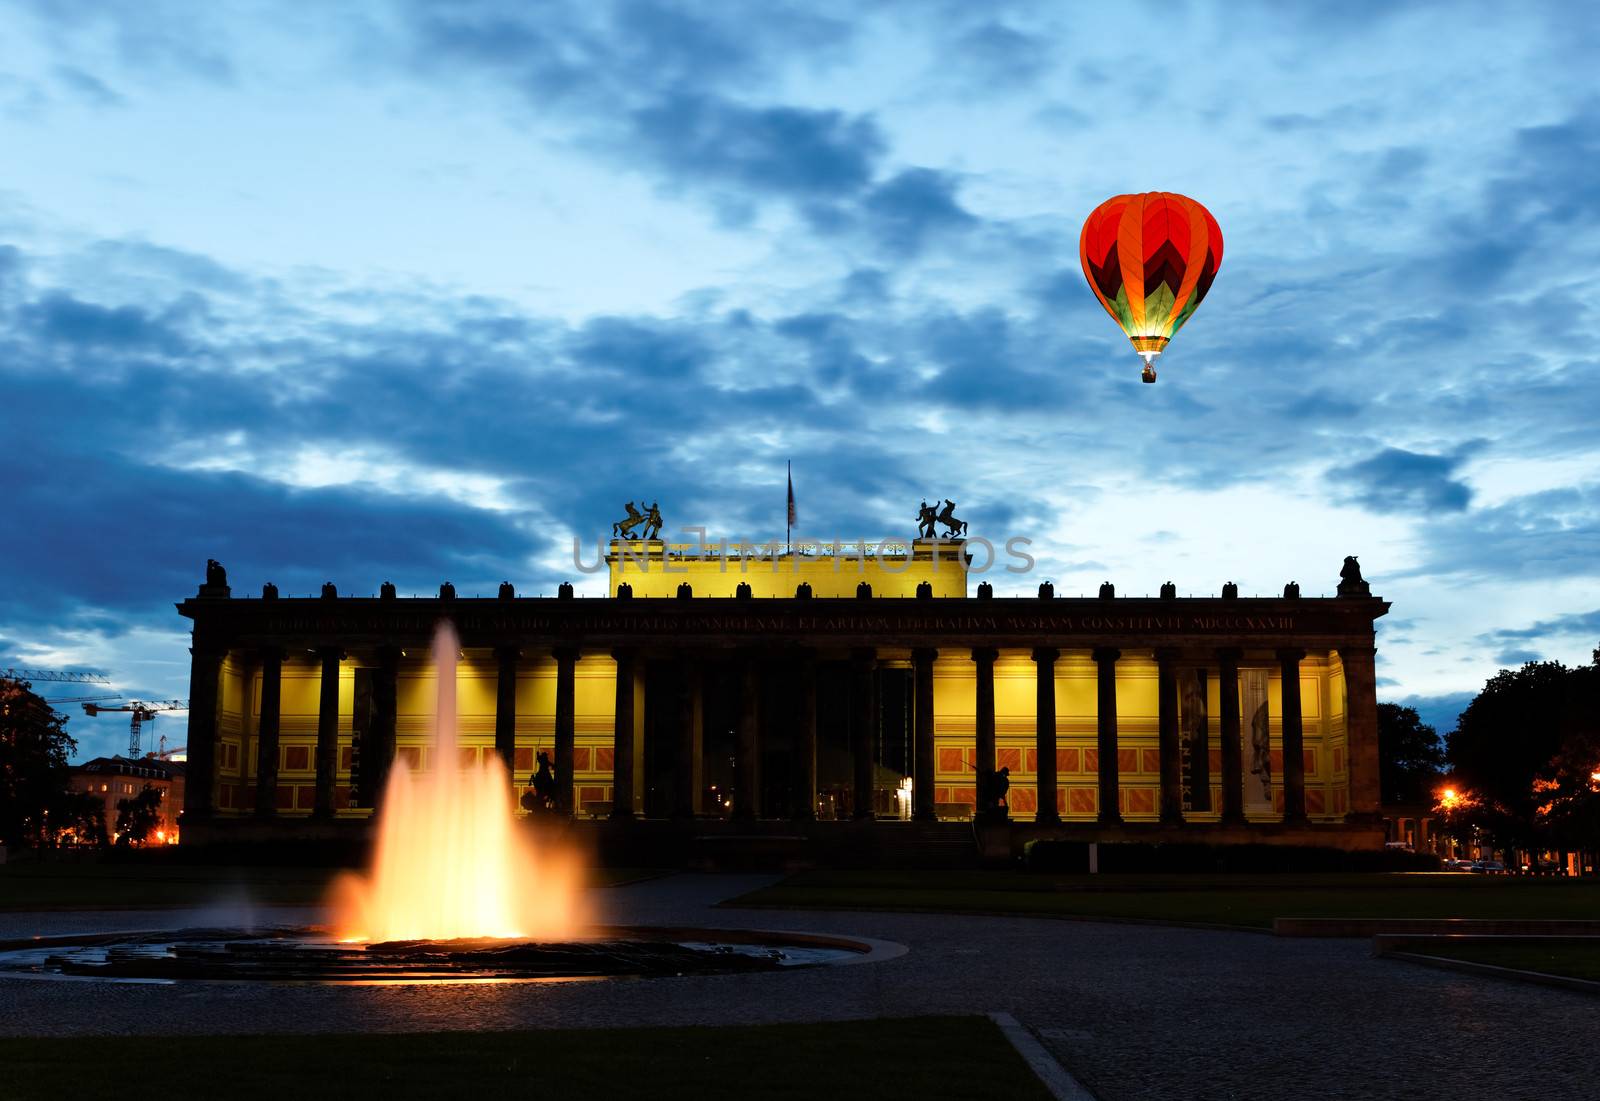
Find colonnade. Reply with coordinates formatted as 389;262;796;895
183;640;1381;827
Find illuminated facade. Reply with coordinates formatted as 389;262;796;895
69;756;185;844
176;542;1389;848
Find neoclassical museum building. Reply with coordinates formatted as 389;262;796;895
176;537;1389;852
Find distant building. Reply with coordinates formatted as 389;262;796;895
70;756;186;844
175;538;1390;853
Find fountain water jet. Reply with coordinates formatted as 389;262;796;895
330;622;588;943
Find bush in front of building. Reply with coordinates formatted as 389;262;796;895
1023;839;1441;874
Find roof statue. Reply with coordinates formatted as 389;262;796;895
916;498;967;539
613;500;663;541
1338;555;1371;597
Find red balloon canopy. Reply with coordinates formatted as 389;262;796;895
1079;192;1223;382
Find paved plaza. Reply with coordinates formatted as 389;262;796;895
1;875;1592;1101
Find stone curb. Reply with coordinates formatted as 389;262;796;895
720;900;1270;935
989;1012;1098;1101
1383;951;1600;997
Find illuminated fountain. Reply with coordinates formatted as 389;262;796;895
0;619;877;983
330;622;586;943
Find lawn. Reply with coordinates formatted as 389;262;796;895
1397;941;1600;983
727;869;1600;929
0;861;655;911
0;1017;1050;1101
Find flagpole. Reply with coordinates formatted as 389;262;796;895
786;460;792;554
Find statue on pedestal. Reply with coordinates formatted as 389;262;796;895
975;765;1011;822
522;751;558;815
1337;555;1371;597
199;559;231;597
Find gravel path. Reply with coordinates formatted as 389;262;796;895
1;874;1593;1101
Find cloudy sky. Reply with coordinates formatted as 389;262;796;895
3;0;1596;760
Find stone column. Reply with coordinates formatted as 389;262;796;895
253;647;283;818
1216;647;1245;824
494;645;520;780
182;644;225;820
1189;668;1212;814
1093;647;1122;825
1156;647;1183;825
1279;648;1308;823
1342;645;1381;821
736;658;761;821
851;648;877;819
369;646;400;806
1032;648;1060;824
610;649;637;819
313;646;344;818
971;648;1000;819
912;647;937;822
674;658;700;819
793;653;818;821
553;646;580;817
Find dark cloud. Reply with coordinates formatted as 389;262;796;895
627;94;884;201
1410;485;1600;581
856;169;978;257
838;268;891;304
19;291;192;356
0;245;24;301
407;0;850;101
1328;444;1481;514
1;441;539;629
389;3;1003;256
1495;648;1541;665
1481;608;1600;646
570;316;711;378
945;22;1051;92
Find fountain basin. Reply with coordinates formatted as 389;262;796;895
0;925;882;985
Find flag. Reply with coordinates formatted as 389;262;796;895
786;461;796;526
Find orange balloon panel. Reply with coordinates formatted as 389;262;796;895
1079;192;1222;366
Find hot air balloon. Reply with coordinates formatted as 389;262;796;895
1079;192;1223;383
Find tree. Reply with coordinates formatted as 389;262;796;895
0;678;78;848
1532;650;1600;859
1377;703;1445;805
114;784;164;846
55;789;108;848
1447;653;1598;860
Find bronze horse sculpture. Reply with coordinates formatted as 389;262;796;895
916;499;967;539
613;501;663;541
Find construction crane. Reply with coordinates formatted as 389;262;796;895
2;667;112;685
154;733;187;760
83;700;189;758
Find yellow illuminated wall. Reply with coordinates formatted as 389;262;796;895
930;649;1345;823
608;540;969;598
214;643;1344;825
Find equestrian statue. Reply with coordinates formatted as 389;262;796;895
612;500;664;541
916;499;967;539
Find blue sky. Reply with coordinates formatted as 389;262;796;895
2;0;1596;760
